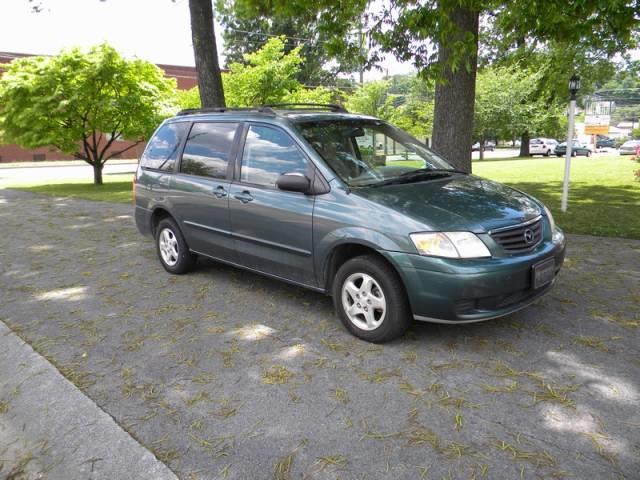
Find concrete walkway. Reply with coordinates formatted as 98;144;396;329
0;322;177;480
0;161;137;187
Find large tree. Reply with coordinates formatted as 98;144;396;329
430;3;479;169
240;0;638;172
0;44;176;184
188;0;226;107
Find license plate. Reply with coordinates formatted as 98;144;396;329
532;258;555;289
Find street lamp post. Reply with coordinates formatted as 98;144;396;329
561;74;580;212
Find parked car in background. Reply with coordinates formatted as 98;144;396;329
555;142;592;157
619;139;640;155
595;136;615;148
472;141;496;152
529;138;558;156
134;104;566;343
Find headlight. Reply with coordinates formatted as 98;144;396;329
410;232;491;258
544;205;564;244
543;206;555;232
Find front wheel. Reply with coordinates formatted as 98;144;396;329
586;150;592;157
156;218;197;274
333;255;411;343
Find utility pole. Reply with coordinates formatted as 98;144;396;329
358;21;364;85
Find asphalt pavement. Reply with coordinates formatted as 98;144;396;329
1;188;638;479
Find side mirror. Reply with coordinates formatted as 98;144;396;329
276;173;311;194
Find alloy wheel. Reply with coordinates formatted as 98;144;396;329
341;273;386;331
158;228;179;267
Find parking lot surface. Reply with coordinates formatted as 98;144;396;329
1;188;639;479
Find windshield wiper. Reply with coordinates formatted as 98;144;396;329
369;168;464;187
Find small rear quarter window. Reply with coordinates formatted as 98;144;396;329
141;122;188;171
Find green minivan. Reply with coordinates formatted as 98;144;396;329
134;104;566;342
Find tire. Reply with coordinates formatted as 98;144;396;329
332;254;411;343
545;150;551;157
155;217;197;274
586;150;591;157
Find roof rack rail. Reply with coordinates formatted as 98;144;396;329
176;106;276;116
261;103;349;113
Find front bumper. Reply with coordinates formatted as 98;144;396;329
383;234;566;323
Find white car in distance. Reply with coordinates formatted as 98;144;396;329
529;138;558;156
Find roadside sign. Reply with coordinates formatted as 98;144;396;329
585;125;609;134
584;101;611;136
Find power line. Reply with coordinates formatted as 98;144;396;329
226;28;314;43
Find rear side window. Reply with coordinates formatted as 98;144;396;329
240;125;308;187
180;122;239;179
141;122;188;171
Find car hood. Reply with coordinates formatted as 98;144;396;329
355;174;542;232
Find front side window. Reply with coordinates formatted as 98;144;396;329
180;122;239;179
240;125;308;187
294;119;455;187
141;122;188;171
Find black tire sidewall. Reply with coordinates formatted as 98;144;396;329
156;218;196;274
332;255;410;343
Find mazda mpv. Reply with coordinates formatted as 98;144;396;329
134;104;566;342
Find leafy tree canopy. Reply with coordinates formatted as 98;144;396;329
179;37;337;108
346;80;394;119
0;44;176;183
216;0;359;84
474;66;565;144
345;77;435;141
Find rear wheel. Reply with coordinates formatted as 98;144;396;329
586;150;592;157
156;218;197;274
545;149;551;157
333;255;411;343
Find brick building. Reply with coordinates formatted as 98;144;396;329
0;51;198;162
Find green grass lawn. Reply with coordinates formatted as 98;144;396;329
6;155;640;239
473;155;640;239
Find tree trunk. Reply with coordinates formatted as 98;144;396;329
189;0;225;108
431;5;479;173
93;163;103;185
479;139;484;161
519;132;530;157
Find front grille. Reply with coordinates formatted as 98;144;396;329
490;216;543;253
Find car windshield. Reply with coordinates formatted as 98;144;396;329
294;118;457;187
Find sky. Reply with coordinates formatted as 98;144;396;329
0;0;415;81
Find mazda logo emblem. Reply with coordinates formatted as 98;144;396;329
523;229;534;244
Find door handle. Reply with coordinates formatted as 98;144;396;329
213;185;227;198
233;191;254;204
